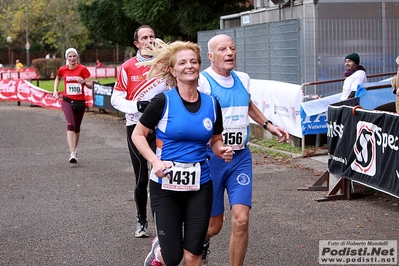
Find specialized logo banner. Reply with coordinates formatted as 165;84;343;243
327;105;399;198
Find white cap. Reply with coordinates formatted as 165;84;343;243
65;48;78;59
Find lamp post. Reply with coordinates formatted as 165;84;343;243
26;42;30;66
6;36;12;68
25;7;30;66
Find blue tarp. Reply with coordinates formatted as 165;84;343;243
356;79;394;110
300;77;395;136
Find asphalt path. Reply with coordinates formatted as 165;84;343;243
1;101;398;266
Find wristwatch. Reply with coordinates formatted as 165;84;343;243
83;80;86;85
263;120;273;130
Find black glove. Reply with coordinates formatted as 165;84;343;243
137;101;150;113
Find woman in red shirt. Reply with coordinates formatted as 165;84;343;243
53;48;92;163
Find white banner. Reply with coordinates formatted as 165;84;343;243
250;79;302;138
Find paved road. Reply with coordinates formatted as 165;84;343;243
1;102;398;266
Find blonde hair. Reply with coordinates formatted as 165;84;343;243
138;40;202;87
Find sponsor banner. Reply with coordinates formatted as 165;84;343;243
300;94;360;136
300;107;328;135
1;68;39;80
327;105;399;197
1;67;116;80
300;79;392;136
251;79;302;138
0;66;118;80
87;66;117;78
300;93;341;135
93;82;116;111
0;79;93;109
319;240;397;264
0;79;19;100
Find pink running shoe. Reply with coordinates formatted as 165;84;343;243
144;236;162;266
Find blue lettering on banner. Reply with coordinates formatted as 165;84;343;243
300;107;328;135
94;95;104;107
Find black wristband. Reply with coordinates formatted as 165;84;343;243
263;120;273;130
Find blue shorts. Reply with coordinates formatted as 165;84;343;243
207;146;252;217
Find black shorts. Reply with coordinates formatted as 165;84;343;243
150;180;213;265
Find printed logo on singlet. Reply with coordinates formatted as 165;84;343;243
65;76;81;82
203;118;213;131
131;75;145;82
135;79;163;100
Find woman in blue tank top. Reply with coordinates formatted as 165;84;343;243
132;41;234;266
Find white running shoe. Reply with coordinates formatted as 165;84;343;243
69;151;78;163
135;222;150;238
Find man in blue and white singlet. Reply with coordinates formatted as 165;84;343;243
198;34;290;266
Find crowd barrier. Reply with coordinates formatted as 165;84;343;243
92;82;117;112
299;72;396;156
0;67;117;109
0;79;93;109
299;77;399;201
0;68;38;80
3;73;399;202
299;102;399;201
323;105;399;200
88;67;117;79
0;66;117;80
2;73;396;141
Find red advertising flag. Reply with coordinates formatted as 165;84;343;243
1;78;92;109
17;79;31;101
0;80;18;100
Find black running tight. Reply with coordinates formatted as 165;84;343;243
126;125;156;223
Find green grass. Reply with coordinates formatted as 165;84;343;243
249;137;302;158
249;145;293;159
251;138;302;154
31;77;116;92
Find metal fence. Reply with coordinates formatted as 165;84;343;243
198;19;301;84
198;17;399;97
303;17;399;97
